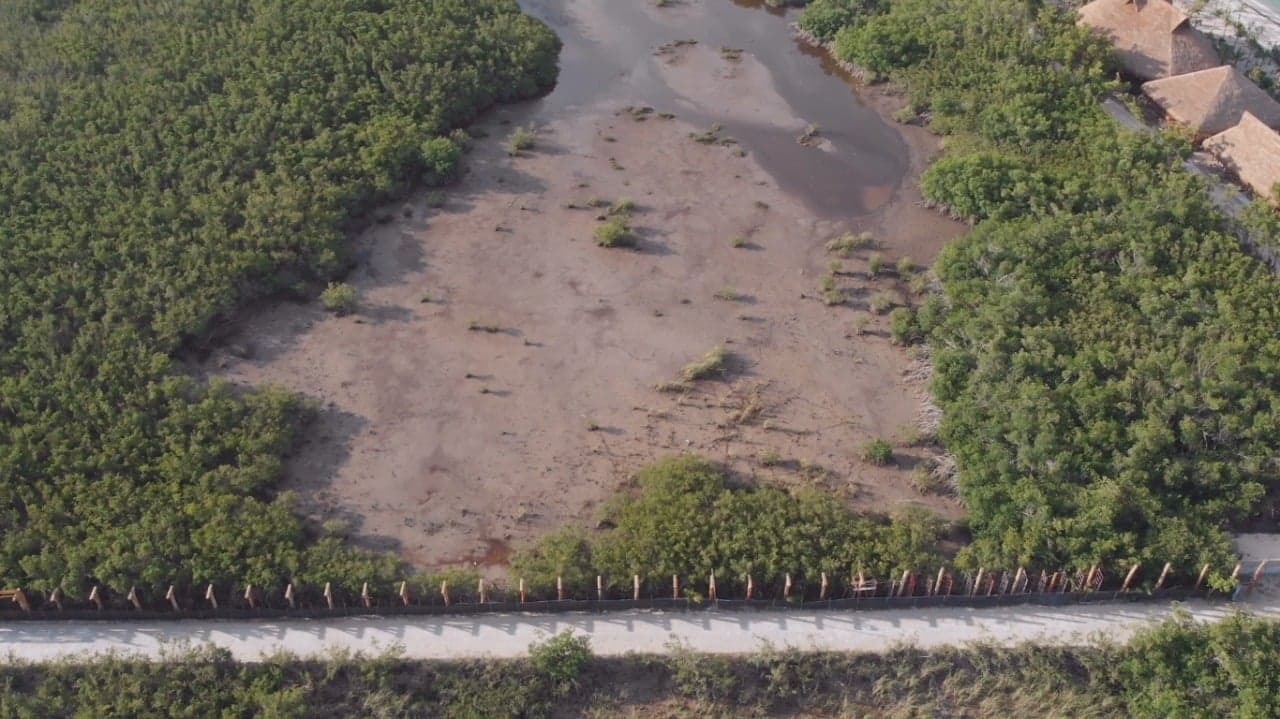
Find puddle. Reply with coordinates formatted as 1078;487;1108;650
517;0;909;218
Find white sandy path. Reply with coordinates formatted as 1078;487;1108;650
3;598;1279;663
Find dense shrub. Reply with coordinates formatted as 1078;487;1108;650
0;0;559;594
511;456;945;596
822;0;1280;573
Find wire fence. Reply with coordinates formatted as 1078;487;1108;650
0;560;1253;622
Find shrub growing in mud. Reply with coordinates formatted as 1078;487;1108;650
321;281;357;315
593;216;635;247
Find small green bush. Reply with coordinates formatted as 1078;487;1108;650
861;438;894;466
681;346;729;381
507;125;536;155
594;216;634;247
529;631;592;694
321;281;357;315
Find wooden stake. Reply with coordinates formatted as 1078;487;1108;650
933;567;946;596
1013;567;1027;594
519;578;526;603
398;581;409;606
633;575;640;601
597;575;604;601
166;585;179;611
672;574;679;600
1252;560;1269;590
746;575;754;600
1154;562;1172;591
323;582;334;610
971;569;984;596
899;570;911;597
1121;563;1141;593
708;573;717;601
360;582;371;608
89;585;103;611
1085;565;1099;593
1195;563;1212;590
441;580;451;607
479;578;487;604
244;585;257;609
127;586;142;611
820;572;829;600
783;573;792;600
556;576;564;601
205;584;218;609
10;588;30;612
49;587;63;611
285;583;296;609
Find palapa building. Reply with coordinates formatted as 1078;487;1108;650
1077;0;1220;80
1141;65;1280;138
1203;112;1280;205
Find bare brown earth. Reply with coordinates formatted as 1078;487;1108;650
199;38;963;571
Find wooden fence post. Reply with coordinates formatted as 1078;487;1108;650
746;575;753;600
441;580;451;607
971;569;984;596
1251;561;1269;594
1154;562;1172;592
1085;565;1099;593
49;587;63;611
1012;567;1027;594
632;575;640;601
519;578;526;604
285;583;296;609
672;574;679;600
708;573;717;601
166;585;180;611
127;586;142;611
89;585;103;611
244;585;257;609
10;589;30;612
1121;564;1141;593
783;573;792;600
898;570;911;597
205;584;218;609
556;576;564;602
1195;564;1211;591
479;578;487;604
820;572;829;600
597;575;604;601
398;581;409;606
361;582;371;608
323;582;334;610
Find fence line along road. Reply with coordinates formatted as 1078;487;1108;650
2;595;1278;663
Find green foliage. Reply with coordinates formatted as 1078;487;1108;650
820;0;1279;572
797;0;881;42
528;631;592;694
888;307;921;345
0;0;559;594
593;216;634;248
320;282;357;315
860;438;894;465
16;614;1280;716
507;125;536;155
512;456;946;595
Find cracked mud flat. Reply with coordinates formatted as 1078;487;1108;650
198;0;965;571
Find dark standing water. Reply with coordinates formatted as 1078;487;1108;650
516;0;910;218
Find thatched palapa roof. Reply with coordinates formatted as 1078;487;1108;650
1204;112;1280;205
1141;65;1280;138
1078;0;1219;80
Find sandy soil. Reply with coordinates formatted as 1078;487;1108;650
199;38;963;571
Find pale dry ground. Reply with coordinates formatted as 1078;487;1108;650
0;598;1273;663
200;39;962;570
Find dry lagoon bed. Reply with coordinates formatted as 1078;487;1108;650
201;41;964;571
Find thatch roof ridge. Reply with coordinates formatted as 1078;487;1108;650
1204;111;1280;205
1142;65;1280;137
1078;0;1219;79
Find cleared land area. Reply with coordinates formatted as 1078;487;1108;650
199;2;963;569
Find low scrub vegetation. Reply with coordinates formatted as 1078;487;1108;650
821;0;1280;575
681;346;730;381
510;455;945;597
6;614;1279;716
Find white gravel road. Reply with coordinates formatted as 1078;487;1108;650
2;598;1276;663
